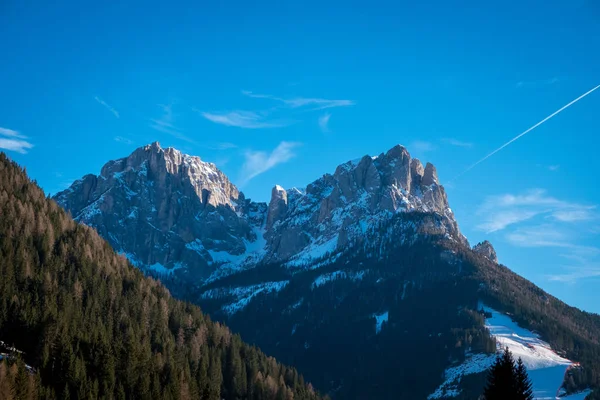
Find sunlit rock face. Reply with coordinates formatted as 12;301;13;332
56;142;464;280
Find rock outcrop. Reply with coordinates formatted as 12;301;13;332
266;185;288;230
473;240;498;263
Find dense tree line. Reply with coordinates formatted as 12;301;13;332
0;152;323;399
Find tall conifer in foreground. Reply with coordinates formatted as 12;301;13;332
514;357;534;400
483;347;534;400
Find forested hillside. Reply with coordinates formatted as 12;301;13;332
195;212;600;399
0;152;322;400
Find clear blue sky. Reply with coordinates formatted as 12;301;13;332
2;0;600;312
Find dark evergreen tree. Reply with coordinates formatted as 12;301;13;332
515;357;534;400
483;347;536;400
483;347;517;400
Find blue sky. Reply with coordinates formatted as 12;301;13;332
2;0;600;312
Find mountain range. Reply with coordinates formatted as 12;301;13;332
51;142;600;399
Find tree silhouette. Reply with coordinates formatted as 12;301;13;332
483;347;533;400
514;357;534;400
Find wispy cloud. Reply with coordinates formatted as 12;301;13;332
546;252;600;284
536;163;560;172
94;96;120;118
318;113;331;133
0;127;26;138
516;77;559;88
547;266;600;283
506;224;600;283
240;141;301;184
150;104;195;143
199;110;292;129
506;225;599;252
114;136;133;144
241;90;355;110
442;138;473;148
476;189;596;232
211;142;238;150
0;127;34;154
409;140;436;153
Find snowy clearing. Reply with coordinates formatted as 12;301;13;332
373;311;388;334
428;304;590;399
201;281;289;314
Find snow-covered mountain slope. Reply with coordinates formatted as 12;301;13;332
429;305;591;400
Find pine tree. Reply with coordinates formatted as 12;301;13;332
483;347;517;400
483;347;535;400
514;358;534;400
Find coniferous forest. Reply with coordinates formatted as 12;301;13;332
0;152;323;399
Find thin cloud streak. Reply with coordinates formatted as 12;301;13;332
114;136;133;144
476;189;595;232
507;225;600;284
0;127;26;139
451;83;600;183
517;77;559;88
201;111;289;129
0;127;34;154
319;113;331;132
94;96;120;118
547;265;600;283
150;104;196;144
241;90;355;110
200;110;292;129
442;138;473;148
240;141;301;184
410;140;436;153
505;225;599;254
210;142;238;150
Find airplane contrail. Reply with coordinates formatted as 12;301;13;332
450;83;600;183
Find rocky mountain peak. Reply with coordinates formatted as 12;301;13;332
266;185;288;230
473;240;498;263
422;162;439;186
99;142;240;209
55;142;464;282
53;143;261;279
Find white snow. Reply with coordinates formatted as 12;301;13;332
400;281;411;300
428;353;497;399
373;311;388;334
201;281;289;314
185;239;205;254
286;234;339;267
201;224;270;284
146;261;184;276
428;304;590;399
312;270;366;288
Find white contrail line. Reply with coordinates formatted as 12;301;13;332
450;83;600;183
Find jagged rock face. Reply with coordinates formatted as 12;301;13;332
266;185;288;230
54;142;264;279
473;240;498;263
264;145;464;265
55;142;465;282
